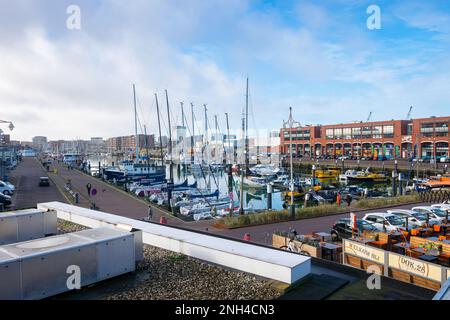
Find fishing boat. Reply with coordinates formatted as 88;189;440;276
102;160;166;183
339;169;364;182
316;166;341;179
418;175;450;189
285;185;321;198
340;168;388;183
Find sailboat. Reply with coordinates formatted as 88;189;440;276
103;85;166;184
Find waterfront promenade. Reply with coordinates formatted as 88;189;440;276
9;157;431;244
46;158;185;224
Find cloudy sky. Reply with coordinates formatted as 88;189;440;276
1;0;450;141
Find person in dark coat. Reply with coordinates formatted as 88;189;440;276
345;194;352;206
86;183;92;197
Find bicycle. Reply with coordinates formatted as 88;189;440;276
280;238;311;256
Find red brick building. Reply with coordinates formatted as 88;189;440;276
280;116;449;160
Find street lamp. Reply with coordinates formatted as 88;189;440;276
392;159;398;196
283;107;301;220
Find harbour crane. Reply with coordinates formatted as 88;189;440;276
0;120;14;131
406;106;413;120
366;111;372;122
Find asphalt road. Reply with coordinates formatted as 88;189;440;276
8;157;66;210
210;201;428;245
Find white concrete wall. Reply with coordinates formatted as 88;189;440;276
37;202;310;284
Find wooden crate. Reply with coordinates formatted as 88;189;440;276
272;234;288;248
411;275;441;291
300;243;321;258
389;268;411;283
346;255;362;268
361;260;384;274
272;234;321;258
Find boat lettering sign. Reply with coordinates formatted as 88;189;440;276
388;253;442;282
343;239;385;264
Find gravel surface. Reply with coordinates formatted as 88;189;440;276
57;220;282;300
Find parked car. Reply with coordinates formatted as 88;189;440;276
387;209;440;227
362;212;406;232
39;177;50;187
431;203;450;213
0;180;15;196
412;206;448;223
0;192;12;207
330;218;378;241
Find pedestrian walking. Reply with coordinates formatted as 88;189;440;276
86;182;92;197
148;205;153;221
336;192;341;207
345;194;352;207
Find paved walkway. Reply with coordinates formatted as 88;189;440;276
209;201;427;245
47;159;183;223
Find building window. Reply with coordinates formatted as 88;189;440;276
373;126;383;139
343;128;352;139
420;123;434;137
334;128;343;140
435;122;448;137
352;127;361;139
326;129;334;139
407;123;413;135
383;125;394;138
362;126;372;138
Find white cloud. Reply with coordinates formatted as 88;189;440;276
0;0;449;142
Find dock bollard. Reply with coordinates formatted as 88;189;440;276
243;233;251;241
267;183;273;210
160;216;168;225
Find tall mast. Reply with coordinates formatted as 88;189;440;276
239;113;245;215
165;90;173;161
165;90;173;182
245;78;249;172
180;102;185;127
225;113;231;165
133;84;139;161
204;104;208;164
155;93;164;165
190;103;195;164
144;125;150;168
214;114;219;164
180;102;185;157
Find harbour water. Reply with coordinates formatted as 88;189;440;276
86;154;397;211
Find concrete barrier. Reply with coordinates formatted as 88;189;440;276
37;202;311;284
